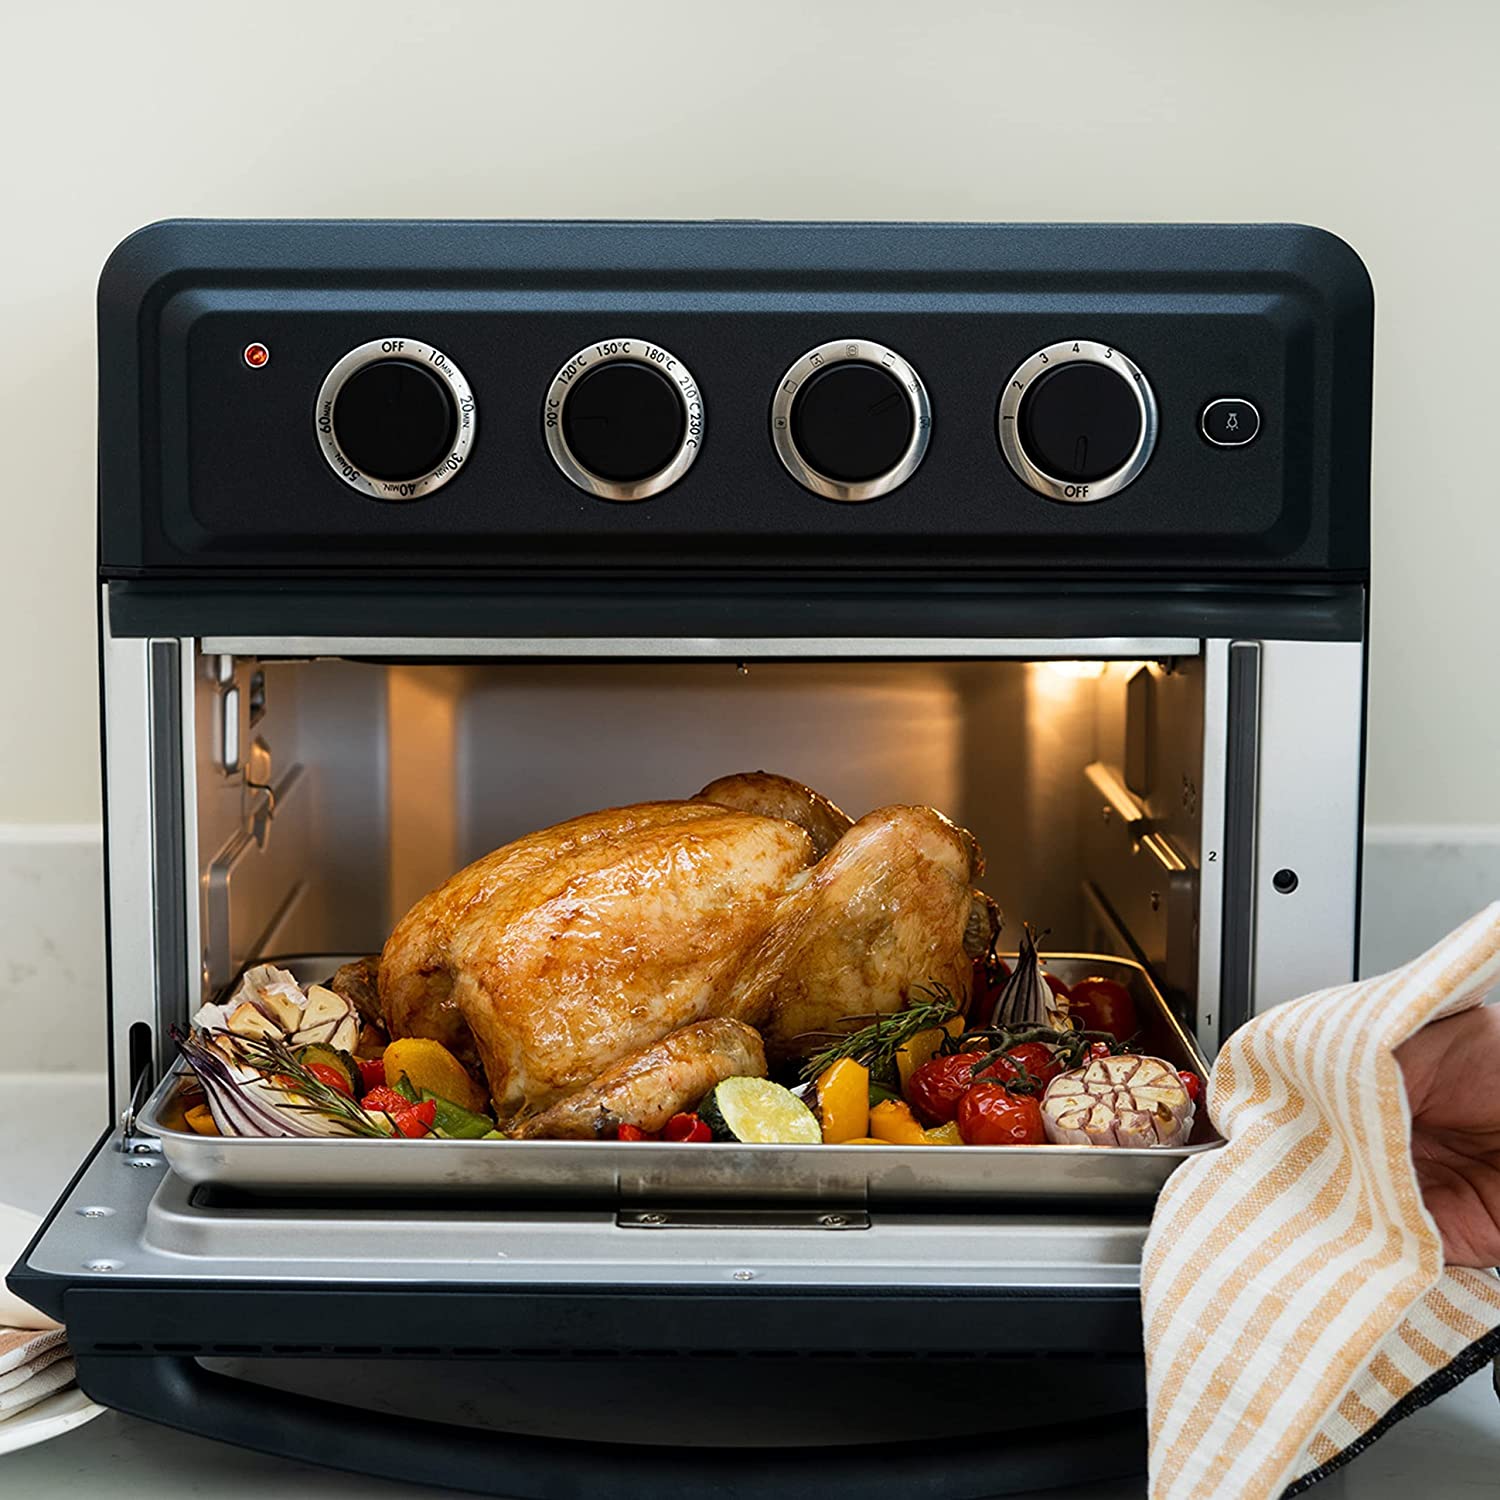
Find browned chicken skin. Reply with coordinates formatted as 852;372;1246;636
377;773;996;1128
516;1018;767;1139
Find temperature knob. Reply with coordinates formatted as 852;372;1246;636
315;338;476;500
771;339;931;501
997;341;1157;502
544;339;704;500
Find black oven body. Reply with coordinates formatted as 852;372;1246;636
12;220;1373;1496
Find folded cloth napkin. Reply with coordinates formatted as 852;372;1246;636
1143;902;1500;1499
0;1203;87;1425
0;1329;76;1420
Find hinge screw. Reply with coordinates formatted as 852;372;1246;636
635;1212;668;1226
819;1213;848;1227
732;1268;756;1281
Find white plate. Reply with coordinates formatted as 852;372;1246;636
0;1384;106;1456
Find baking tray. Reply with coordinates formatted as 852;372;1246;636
141;952;1221;1205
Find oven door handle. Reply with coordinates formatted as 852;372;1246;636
76;1353;1145;1497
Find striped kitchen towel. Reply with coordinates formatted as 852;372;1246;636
1142;902;1500;1498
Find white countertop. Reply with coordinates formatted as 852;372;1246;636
3;1074;1494;1497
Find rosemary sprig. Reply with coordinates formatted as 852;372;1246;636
217;1031;390;1137
799;984;962;1083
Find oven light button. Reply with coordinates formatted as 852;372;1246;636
544;340;704;501
1201;397;1261;447
771;340;931;502
315;338;476;501
998;341;1158;503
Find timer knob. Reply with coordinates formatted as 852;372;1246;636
544;339;704;501
997;341;1157;503
315;338;476;500
771;340;931;501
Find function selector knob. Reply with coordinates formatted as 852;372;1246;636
544;339;704;500
771;340;931;501
997;341;1157;503
316;338;476;500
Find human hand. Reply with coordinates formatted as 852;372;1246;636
1396;1003;1500;1269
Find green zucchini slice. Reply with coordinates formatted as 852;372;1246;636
699;1077;822;1145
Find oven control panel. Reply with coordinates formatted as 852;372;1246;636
97;220;1372;577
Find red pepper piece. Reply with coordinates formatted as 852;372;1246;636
357;1056;387;1095
304;1062;354;1097
662;1112;712;1143
1178;1070;1202;1103
362;1084;433;1137
617;1123;648;1142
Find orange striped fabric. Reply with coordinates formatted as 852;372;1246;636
1142;903;1500;1498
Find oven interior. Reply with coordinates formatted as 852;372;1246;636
186;649;1207;1055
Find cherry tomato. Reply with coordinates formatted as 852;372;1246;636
1042;971;1071;1002
988;1041;1063;1087
1068;977;1138;1042
1177;1070;1202;1103
969;954;1011;1020
662;1112;712;1143
1089;1041;1113;1060
907;1052;997;1124
957;1084;1047;1146
304;1062;354;1097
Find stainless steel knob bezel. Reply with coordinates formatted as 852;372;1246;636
315;337;476;501
997;340;1157;503
770;339;932;502
543;338;705;502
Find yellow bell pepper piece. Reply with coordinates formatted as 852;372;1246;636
921;1121;963;1146
816;1057;871;1144
383;1037;489;1113
895;1016;966;1091
184;1103;220;1136
869;1099;929;1145
843;1137;893;1145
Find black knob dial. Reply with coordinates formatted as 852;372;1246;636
1016;362;1143;483
560;360;687;483
789;362;914;483
332;359;458;482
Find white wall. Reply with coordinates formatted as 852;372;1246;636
0;0;1497;832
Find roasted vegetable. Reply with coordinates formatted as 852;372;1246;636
957;1084;1047;1145
815;1058;870;1143
906;1052;998;1125
894;1016;965;1091
868;1099;929;1145
800;989;963;1086
662;1111;713;1143
183;1103;219;1136
295;1044;360;1097
699;1077;822;1144
175;1028;387;1138
1040;1054;1194;1147
1066;977;1138;1044
991;928;1069;1031
383;1037;489;1113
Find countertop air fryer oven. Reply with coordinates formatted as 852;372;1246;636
11;221;1372;1496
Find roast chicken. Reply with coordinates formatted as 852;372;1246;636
372;772;998;1135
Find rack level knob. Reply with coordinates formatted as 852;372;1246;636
997;341;1157;502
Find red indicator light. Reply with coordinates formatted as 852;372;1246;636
243;342;270;368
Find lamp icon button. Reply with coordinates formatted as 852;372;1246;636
1201;397;1261;448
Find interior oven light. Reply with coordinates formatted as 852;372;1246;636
1045;660;1110;679
242;342;270;368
